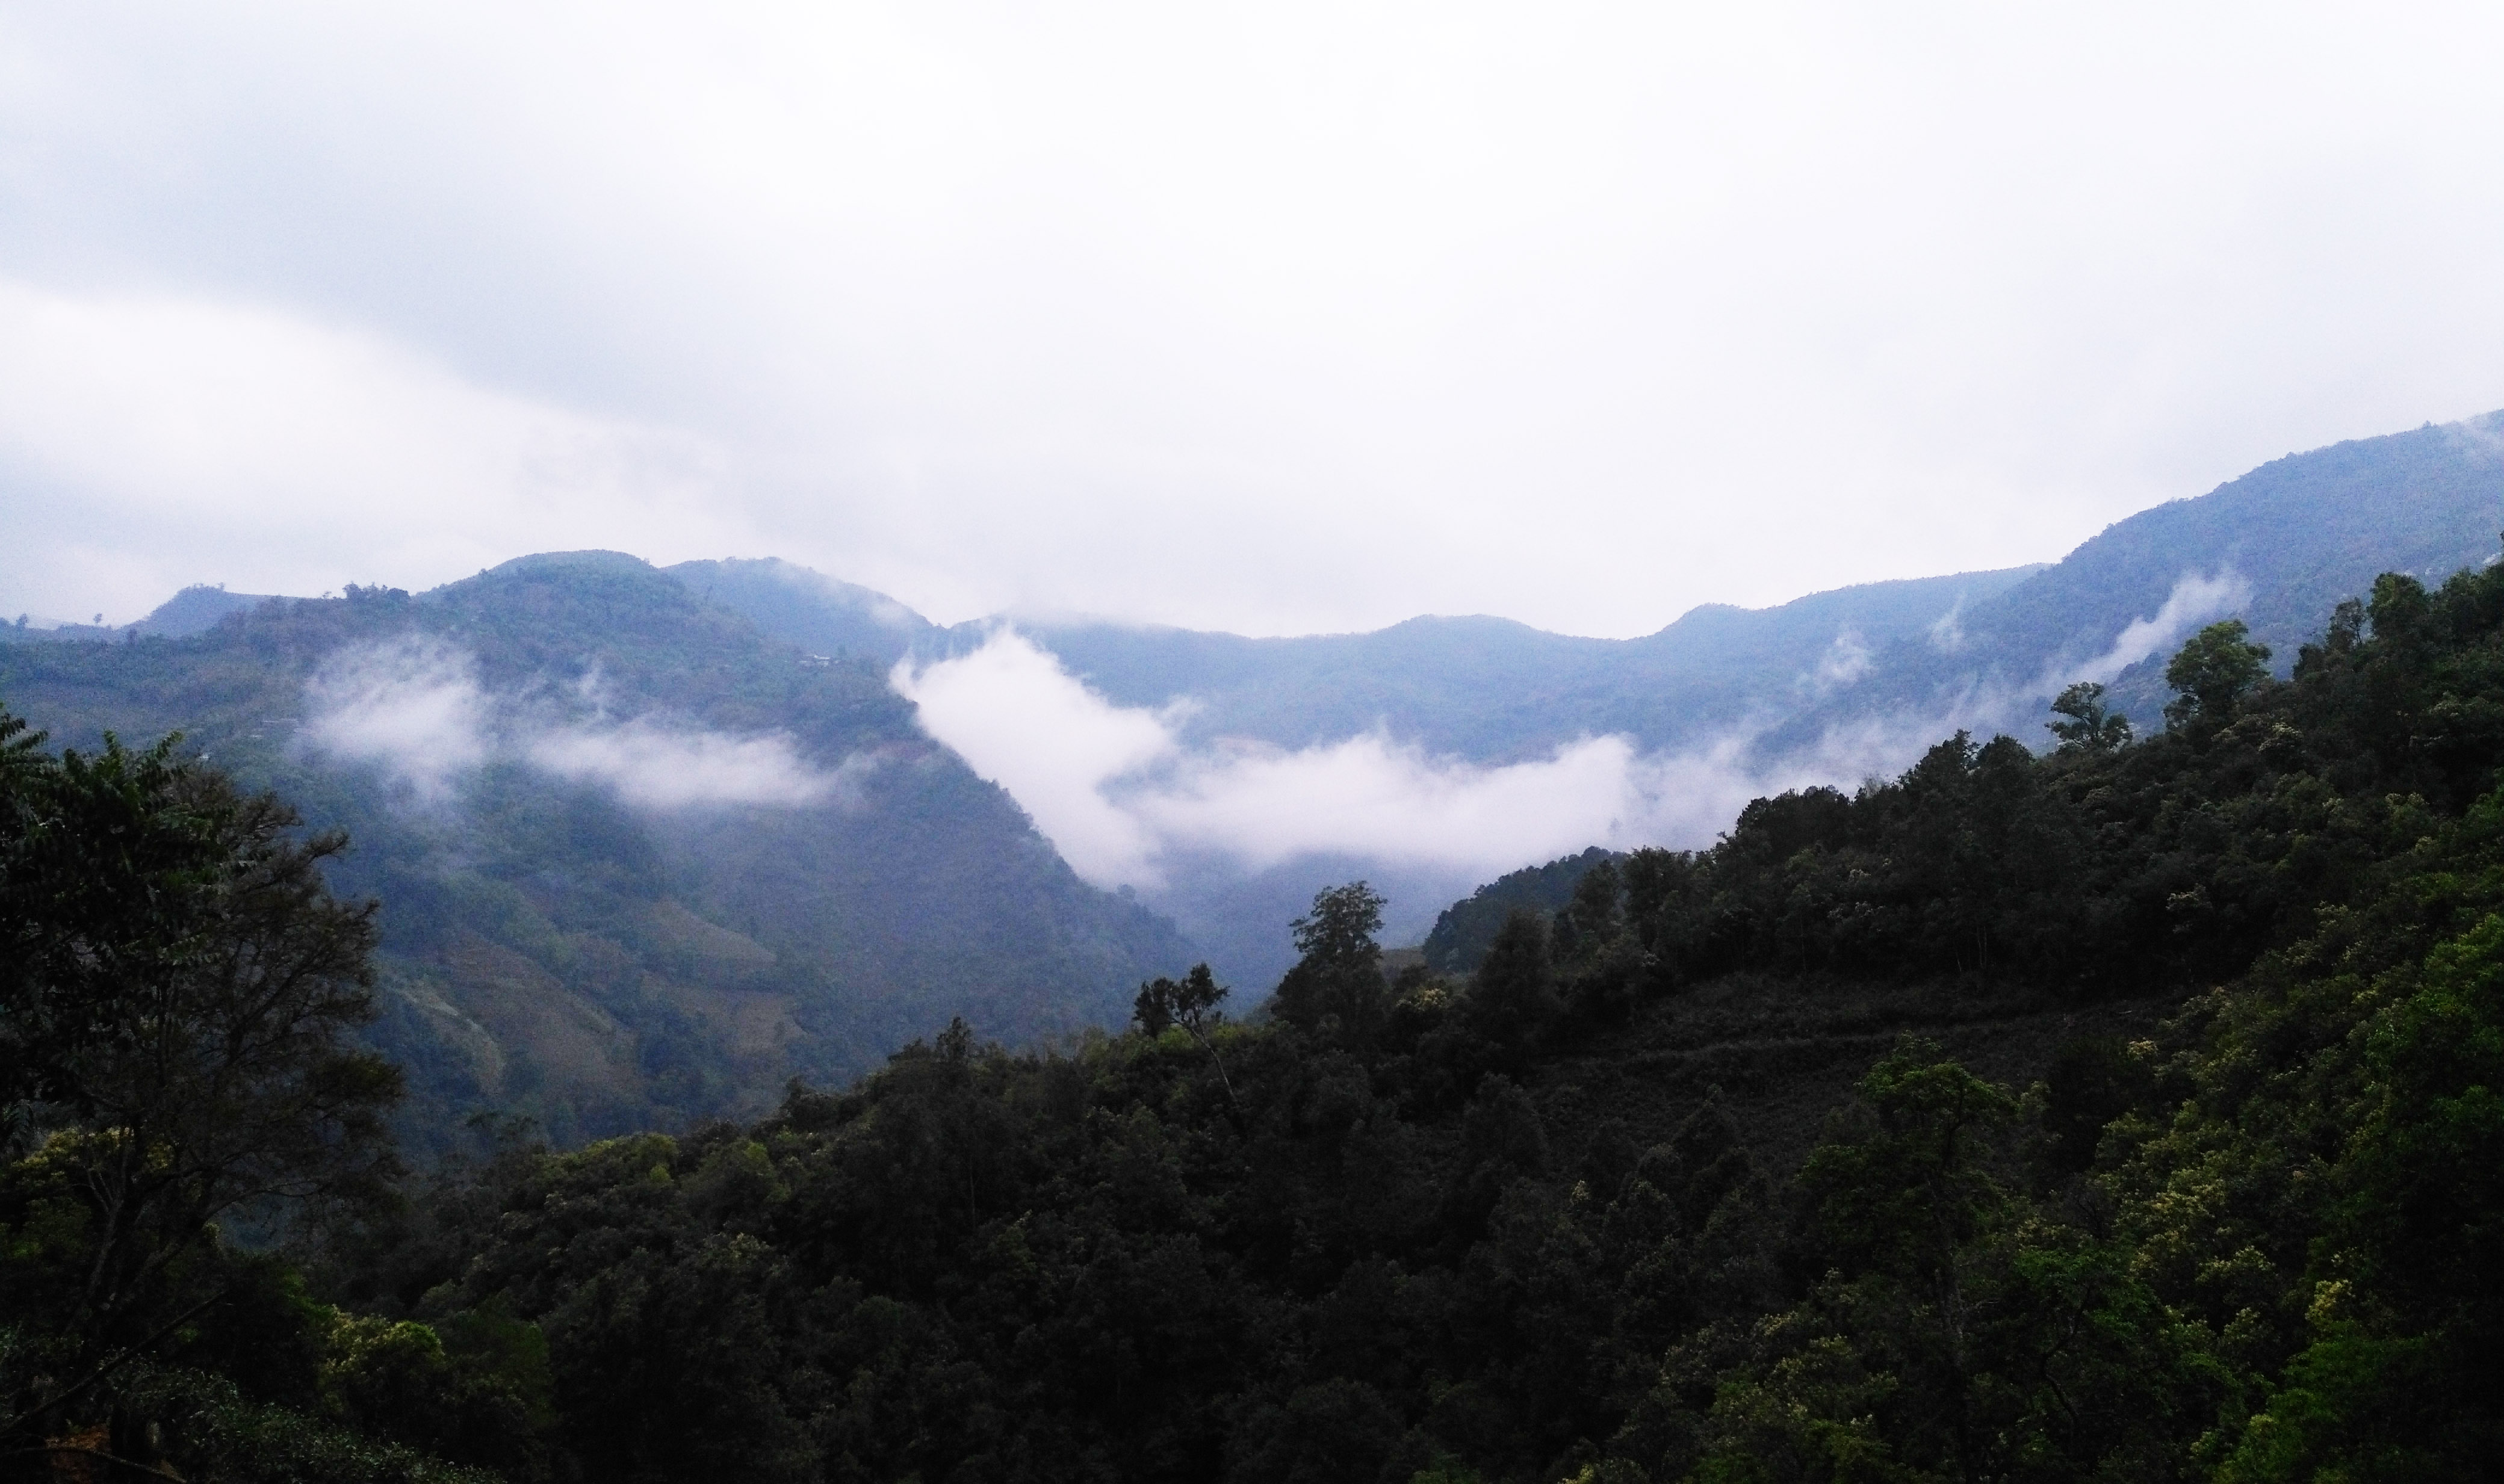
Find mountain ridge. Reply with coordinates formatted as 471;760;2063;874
672;409;2504;984
10;407;2503;1008
0;557;1197;1148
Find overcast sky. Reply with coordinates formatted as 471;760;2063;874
5;1;2503;637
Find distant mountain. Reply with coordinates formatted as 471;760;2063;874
1775;415;2504;743
686;416;2504;772
665;557;936;664
687;410;2504;989
128;584;293;637
0;554;1194;1149
13;410;2500;1083
990;567;2047;761
1;583;291;643
965;415;2504;761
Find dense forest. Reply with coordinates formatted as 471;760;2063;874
8;554;2504;1480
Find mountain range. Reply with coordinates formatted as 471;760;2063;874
680;410;2504;975
4;409;2499;1142
676;414;2504;764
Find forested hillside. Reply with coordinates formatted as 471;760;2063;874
11;552;2501;1481
0;552;1193;1149
1767;410;2504;750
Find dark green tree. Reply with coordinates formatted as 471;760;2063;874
1270;882;1389;1042
1466;909;1558;1061
2164;618;2272;730
0;709;401;1344
2045;681;2133;753
1135;963;1240;1112
1551;857;1624;965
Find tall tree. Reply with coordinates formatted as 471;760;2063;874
1271;882;1389;1043
2045;681;2133;753
0;707;400;1345
2164;618;2272;730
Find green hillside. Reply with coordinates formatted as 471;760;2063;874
1765;411;2504;750
0;553;1194;1149
323;555;2504;1481
10;413;2499;1102
1422;847;1617;973
15;554;2501;1480
665;557;937;666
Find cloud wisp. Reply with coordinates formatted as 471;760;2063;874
302;636;852;810
2057;570;2252;689
525;721;854;810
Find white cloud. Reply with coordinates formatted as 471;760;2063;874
1927;598;1968;654
301;637;489;805
898;628;1902;892
1815;629;1874;687
1135;732;1650;878
8;5;2504;637
894;631;1178;883
302;636;852;810
0;280;749;623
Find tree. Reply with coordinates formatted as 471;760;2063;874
1796;1042;2017;1480
1135;963;1241;1113
1551;858;1623;965
1466;909;1558;1060
1271;882;1389;1042
0;708;401;1346
2;712;229;1117
1133;963;1227;1041
2164;619;2272;731
2045;681;2133;753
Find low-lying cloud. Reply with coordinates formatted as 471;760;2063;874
900;582;2272;901
302;637;491;805
897;631;1877;894
302;636;850;810
525;721;849;810
1817;629;1875;687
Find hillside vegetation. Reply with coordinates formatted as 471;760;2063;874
11;551;2504;1481
0;554;1192;1150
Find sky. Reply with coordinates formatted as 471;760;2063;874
6;1;2504;638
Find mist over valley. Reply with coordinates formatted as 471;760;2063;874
7;409;2498;1134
